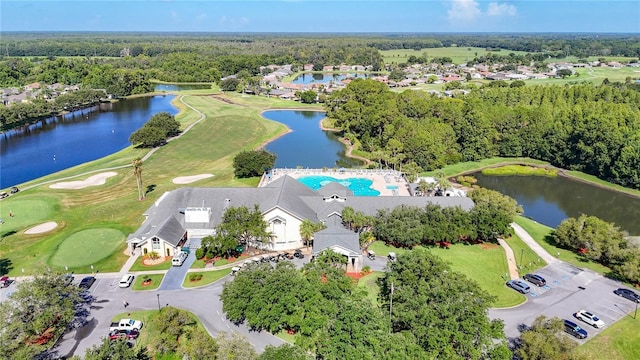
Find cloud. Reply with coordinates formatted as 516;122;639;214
447;0;482;21
487;2;517;16
448;0;517;22
218;16;249;28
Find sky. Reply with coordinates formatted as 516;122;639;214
2;0;639;33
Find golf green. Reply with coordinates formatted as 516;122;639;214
0;198;55;233
50;228;125;268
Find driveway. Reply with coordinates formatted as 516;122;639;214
490;261;639;344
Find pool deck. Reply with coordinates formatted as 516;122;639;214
260;168;411;197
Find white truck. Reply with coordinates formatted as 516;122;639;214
109;318;143;332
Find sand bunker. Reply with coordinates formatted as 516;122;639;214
25;221;58;235
50;172;118;190
172;174;214;184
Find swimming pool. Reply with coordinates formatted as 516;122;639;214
298;176;380;196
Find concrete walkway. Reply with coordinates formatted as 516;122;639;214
511;222;559;265
498;239;520;280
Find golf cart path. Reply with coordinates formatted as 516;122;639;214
498;239;520;280
511;222;559;265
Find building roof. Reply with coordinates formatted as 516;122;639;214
312;215;361;256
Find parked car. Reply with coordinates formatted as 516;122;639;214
523;273;546;287
62;274;74;286
0;276;11;288
0;192;8;199
10;186;19;194
109;318;143;332
171;251;188;266
613;288;640;303
564;319;588;339
294;249;304;259
367;250;376;260
231;266;241;275
574;310;605;328
388;252;397;262
78;276;96;289
109;329;140;340
506;279;530;294
118;274;134;288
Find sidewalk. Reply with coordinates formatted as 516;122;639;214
511;222;559;265
498;238;520;280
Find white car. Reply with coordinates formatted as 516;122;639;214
118;274;134;288
575;309;605;328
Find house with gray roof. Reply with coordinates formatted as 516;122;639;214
127;175;474;267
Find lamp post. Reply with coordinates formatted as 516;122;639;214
157;293;161;311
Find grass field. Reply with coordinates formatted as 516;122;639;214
182;268;232;288
357;271;384;306
514;216;611;275
132;274;164;291
574;315;640;360
129;257;174;272
367;241;525;307
381;47;530;65
481;165;558;177
0;90;297;275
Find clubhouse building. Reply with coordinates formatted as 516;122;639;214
127;175;474;272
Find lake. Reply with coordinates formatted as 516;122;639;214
262;110;362;169
0;95;177;188
291;73;372;85
474;173;640;236
154;84;212;91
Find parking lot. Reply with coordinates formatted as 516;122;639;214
490;261;639;344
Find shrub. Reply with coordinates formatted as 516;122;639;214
189;273;203;282
148;251;160;260
195;248;204;260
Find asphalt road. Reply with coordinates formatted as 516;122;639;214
490;261;639;344
47;272;285;358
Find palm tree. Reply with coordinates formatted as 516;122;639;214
299;219;316;250
132;157;144;200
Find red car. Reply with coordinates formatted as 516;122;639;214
109;329;140;340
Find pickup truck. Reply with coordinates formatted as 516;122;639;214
109;319;143;332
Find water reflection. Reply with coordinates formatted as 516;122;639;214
474;173;640;235
262;110;362;169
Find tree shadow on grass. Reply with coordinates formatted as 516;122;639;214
0;258;13;276
1;230;17;239
145;184;156;195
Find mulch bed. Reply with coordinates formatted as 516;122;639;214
142;256;170;266
480;243;500;250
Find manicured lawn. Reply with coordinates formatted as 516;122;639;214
514;216;611;275
49;228;125;268
275;329;299;343
357;271;384;307
574;315;640;360
129;257;174;272
131;274;164;291
503;233;546;274
481;165;558;177
367;241;525;308
1;90;300;275
423;157;551;178
182;268;232;288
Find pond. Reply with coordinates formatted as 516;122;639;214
474;173;640;236
0;95;177;188
262;110;363;169
291;73;372;85
154;83;212;91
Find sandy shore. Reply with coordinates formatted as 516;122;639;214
172;174;214;184
50;172;118;190
24;221;58;235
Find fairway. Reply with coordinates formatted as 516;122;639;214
49;228;125;267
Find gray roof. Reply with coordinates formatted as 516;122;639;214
128;175;474;245
316;181;353;197
312;215;361;256
130;215;186;247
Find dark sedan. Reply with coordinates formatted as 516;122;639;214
78;276;96;289
109;329;140;340
614;288;640;303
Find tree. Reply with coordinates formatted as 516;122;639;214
179;327;219;360
0;273;85;359
469;188;521;240
233;149;277;178
556;69;573;78
299;219;318;249
388;68;406;82
217;205;273;247
201;233;238;259
132;157;144;200
299;90;317;104
128;124;166;147
258;344;312;360
515;316;579;360
378;249;510;359
220;77;241;91
217;332;257;360
83;338;150;360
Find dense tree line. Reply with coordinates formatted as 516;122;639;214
221;250;510;359
326;79;640;189
554;215;640;284
374;188;520;247
2;33;638;59
233;149;277;178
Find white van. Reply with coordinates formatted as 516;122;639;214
172;251;188;266
118;274;134;288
